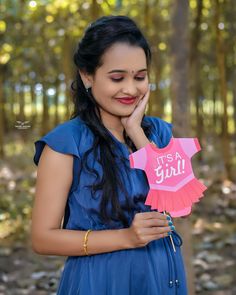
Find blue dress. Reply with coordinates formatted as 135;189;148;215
33;115;188;295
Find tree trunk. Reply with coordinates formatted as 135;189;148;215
41;83;50;135
212;85;218;133
170;1;195;294
233;75;236;139
190;0;204;144
214;0;232;179
91;0;100;20
9;85;15;126
62;34;74;120
0;66;5;158
144;0;151;32
147;1;165;118
30;83;37;127
54;79;60;126
19;84;25;122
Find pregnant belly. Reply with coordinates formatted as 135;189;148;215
57;234;184;295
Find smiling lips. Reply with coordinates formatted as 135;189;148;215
117;97;137;100
116;96;138;105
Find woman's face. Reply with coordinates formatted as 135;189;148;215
87;42;149;122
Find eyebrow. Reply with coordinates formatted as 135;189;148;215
107;68;148;74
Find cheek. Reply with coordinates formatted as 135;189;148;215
94;79;118;96
140;81;149;94
92;84;110;98
105;84;120;95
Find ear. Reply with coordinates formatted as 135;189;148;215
79;70;93;89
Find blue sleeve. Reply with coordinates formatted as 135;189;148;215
145;116;173;148
33;121;81;193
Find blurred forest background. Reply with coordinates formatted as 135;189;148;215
0;0;236;294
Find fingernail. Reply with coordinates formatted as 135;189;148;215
168;232;172;236
166;215;171;221
170;225;175;231
168;221;173;226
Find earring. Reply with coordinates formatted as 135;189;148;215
86;85;91;92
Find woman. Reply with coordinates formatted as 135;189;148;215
31;15;188;294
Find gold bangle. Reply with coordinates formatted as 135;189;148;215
83;229;92;256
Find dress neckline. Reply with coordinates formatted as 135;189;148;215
75;116;133;155
106;129;133;154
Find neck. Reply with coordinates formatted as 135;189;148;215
100;110;124;133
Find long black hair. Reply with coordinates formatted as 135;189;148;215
70;15;153;227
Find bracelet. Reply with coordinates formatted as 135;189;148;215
83;229;92;256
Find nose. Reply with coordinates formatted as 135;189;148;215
122;80;138;96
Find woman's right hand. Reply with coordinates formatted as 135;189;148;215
127;211;175;248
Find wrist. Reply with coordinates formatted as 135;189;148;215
125;126;143;138
118;228;136;249
126;128;150;150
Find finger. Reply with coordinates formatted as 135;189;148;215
135;88;150;107
143;88;150;101
142;218;172;228
134;226;172;243
134;98;147;112
146;232;170;241
148;225;174;235
137;211;168;221
139;90;150;106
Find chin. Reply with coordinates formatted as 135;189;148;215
117;108;135;117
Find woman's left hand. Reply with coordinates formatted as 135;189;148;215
121;87;150;132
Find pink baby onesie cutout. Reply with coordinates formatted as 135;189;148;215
129;138;207;217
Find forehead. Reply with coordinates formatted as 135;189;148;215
99;42;147;71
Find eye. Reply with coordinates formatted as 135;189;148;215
110;77;123;82
111;76;146;82
135;76;146;81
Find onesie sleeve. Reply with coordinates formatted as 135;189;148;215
179;138;201;158
33;121;82;193
129;147;147;170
